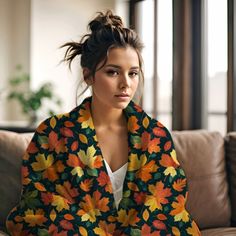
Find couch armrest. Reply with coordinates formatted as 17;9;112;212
0;130;33;232
225;132;236;226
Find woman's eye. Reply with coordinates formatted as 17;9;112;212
106;70;119;76
129;71;139;78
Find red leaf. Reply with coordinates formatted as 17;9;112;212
164;141;171;151
153;127;167;137
71;141;78;151
60;220;74;230
60;128;74;137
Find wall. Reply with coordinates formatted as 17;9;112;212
0;0;128;123
0;0;30;121
30;0;116;120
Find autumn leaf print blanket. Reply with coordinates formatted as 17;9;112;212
6;96;201;236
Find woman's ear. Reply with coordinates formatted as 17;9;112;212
83;68;93;85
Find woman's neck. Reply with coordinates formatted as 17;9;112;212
90;99;126;129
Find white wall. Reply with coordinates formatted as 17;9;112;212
0;0;128;123
30;0;117;120
0;0;30;121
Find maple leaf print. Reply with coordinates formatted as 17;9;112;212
141;131;151;151
127;116;139;133
160;153;179;177
128;154;158;182
31;153;54;171
170;195;189;222
60;219;74;230
170;149;180;165
23;209;47;227
173;178;187;192
67;153;84;168
78;146;96;167
48;131;67;154
128;154;147;171
78;191;109;223
52;195;70;212
78;105;94;129
56;181;79;203
93;220;116;236
148;138;161;154
141;224;160;236
186;221;201;235
97;171;112;193
136;160;158;182
80;179;94;192
117;209;139;227
145;182;172;211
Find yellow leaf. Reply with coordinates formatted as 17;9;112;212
81;212;97;223
31;154;54;171
117;209;139;227
23;209;47;227
50;116;57;129
128;154;147;171
143;209;149;221
142;116;149;128
174;210;189;222
94;228;106;235
164;167;177;177
52;195;69;212
79;134;88;144
172;227;180;236
50;209;57;222
79;226;88;236
171;150;180;165
78;146;97;168
34;182;46;192
87;145;96;158
71;166;84;177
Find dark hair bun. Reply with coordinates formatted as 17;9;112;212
89;10;124;33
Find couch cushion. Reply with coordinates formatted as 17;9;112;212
172;130;231;230
201;227;236;236
0;131;33;232
225;132;236;226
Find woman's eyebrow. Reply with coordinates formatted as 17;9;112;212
105;64;140;70
105;64;121;68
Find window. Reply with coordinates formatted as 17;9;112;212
207;0;228;135
136;0;173;130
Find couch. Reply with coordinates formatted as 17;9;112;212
0;129;236;235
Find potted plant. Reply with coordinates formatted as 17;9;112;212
7;65;62;125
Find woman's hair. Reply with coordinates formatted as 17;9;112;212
61;10;144;102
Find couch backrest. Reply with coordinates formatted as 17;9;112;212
172;130;231;229
0;129;234;232
225;132;236;226
0;131;33;232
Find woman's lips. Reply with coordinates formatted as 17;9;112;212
115;94;129;97
115;94;130;100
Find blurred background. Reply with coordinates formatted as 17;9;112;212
0;0;232;136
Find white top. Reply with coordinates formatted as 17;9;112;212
104;160;128;209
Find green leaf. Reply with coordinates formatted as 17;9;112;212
130;135;141;146
119;198;135;209
38;135;48;145
130;229;141;236
38;229;50;236
87;168;98;177
180;169;185;176
123;190;131;198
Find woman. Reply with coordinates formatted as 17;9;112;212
6;10;200;236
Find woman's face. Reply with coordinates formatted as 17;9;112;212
89;46;140;110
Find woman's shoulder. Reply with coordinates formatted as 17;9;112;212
36;97;91;132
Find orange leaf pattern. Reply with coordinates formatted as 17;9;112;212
6;96;200;235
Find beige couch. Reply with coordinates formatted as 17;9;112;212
0;129;236;235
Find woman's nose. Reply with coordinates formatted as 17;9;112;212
119;73;130;88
